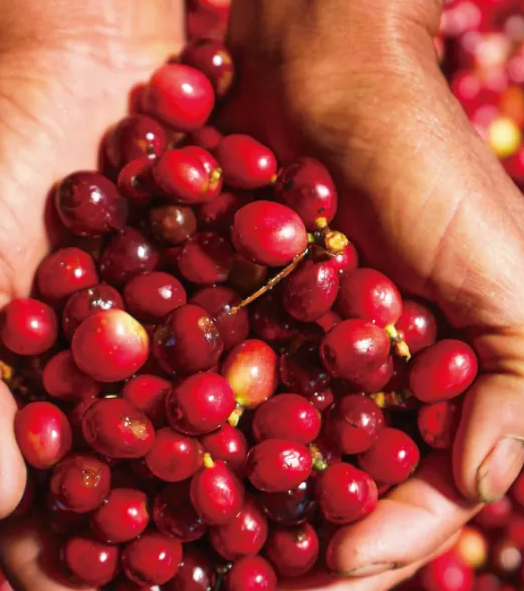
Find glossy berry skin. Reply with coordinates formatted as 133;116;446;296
217;135;277;189
105;114;168;169
56;171;128;236
283;260;339;322
418;400;461;450
72;309;149;382
142;63;215;132
167;373;236;436
43;350;100;402
222;339;278;409
265;523;319;578
61;283;124;340
166;546;215;591
253;394;321;445
124;271;187;323
1;298;58;355
62;535;120;587
179;39;234;97
418;550;474;591
15;402;72;469
153;304;224;375
358;427;420;485
224;556;277;591
259;480;316;525
275;157;338;230
279;340;330;397
98;228;160;286
189;123;224;151
316;463;377;524
178;232;234;285
325;395;385;455
82;398;155;459
145;427;203;482
50;453;111;513
395;299;438;354
409;339;478;403
190;286;250;351
153;482;207;542
247;439;313;493
190;458;245;525
336;268;403;327
37;247;98;303
200;424;248;477
320;319;391;382
91;488;149;543
122;531;183;586
231;201;307;267
122;374;171;428
149;203;197;245
311;243;359;277
209;497;268;561
117;159;155;203
182;145;223;201
198;190;252;234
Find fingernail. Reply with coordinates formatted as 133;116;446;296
477;436;524;503
337;562;396;578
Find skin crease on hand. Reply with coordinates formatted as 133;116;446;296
0;0;522;590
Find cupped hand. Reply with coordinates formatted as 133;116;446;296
220;0;524;588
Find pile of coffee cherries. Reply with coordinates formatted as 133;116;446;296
0;29;482;591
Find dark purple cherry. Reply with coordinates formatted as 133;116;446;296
149;203;197;245
259;479;316;525
279;339;330;396
165;546;216;591
178;232;234;285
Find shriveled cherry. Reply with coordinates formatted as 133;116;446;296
145;427;203;482
122;374;171;428
265;522;319;578
43;350;100;402
395;299;438;354
149;203;197;244
82;398;155;459
62;535;120;587
224;556;277;591
178;232;234;284
180;39;234;97
165;546;216;591
418;400;461;450
200;424;248;477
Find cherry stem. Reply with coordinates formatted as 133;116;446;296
384;325;411;361
0;360;14;383
309;443;328;472
370;389;414;409
209;167;222;184
203;452;215;469
230;248;309;314
227;404;245;427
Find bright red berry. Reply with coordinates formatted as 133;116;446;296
121;374;171;428
264;522;319;578
418;550;474;591
43;350;100;402
224;556;277;591
165;546;215;591
62;535;120;587
395;299;438;354
200;424;248;477
418;400;461;450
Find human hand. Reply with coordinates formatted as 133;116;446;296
0;1;183;588
220;0;524;588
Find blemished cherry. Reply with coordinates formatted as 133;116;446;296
153;481;207;542
141;63;215;132
336;268;403;327
325;394;385;455
149;203;198;246
418;400;461;450
179;39;234;98
316;462;377;524
209;497;268;561
279;339;330;396
275;157;338;230
395;298;438;354
418;550;474;591
105;114;168;170
246;439;313;493
259;479;316;525
409;339;479;403
165;546;216;591
190;286;250;351
221;339;278;409
61;283;124;340
0;298;58;355
182;145;223;201
228;253;268;297
320;319;391;382
224;555;277;591
15;401;72;469
231;201;308;267
200;424;248;477
72;309;149;382
117;159;155;203
197;190;252;234
178;232;234;284
358;427;420;484
252;394;321;445
188;124;224;152
124;271;187;323
36;247;98;303
98;227;160;286
50;453;111;513
56;170;128;236
166;372;236;435
145;427;204;482
122;374;172;428
122;531;183;586
62;535;120;587
264;522;319;578
190;454;245;525
153;304;224;375
283;260;339;322
82;398;155;459
91;488;150;543
42;350;100;402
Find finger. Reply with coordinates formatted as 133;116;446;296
0;381;26;518
324;452;480;577
0;515;95;591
